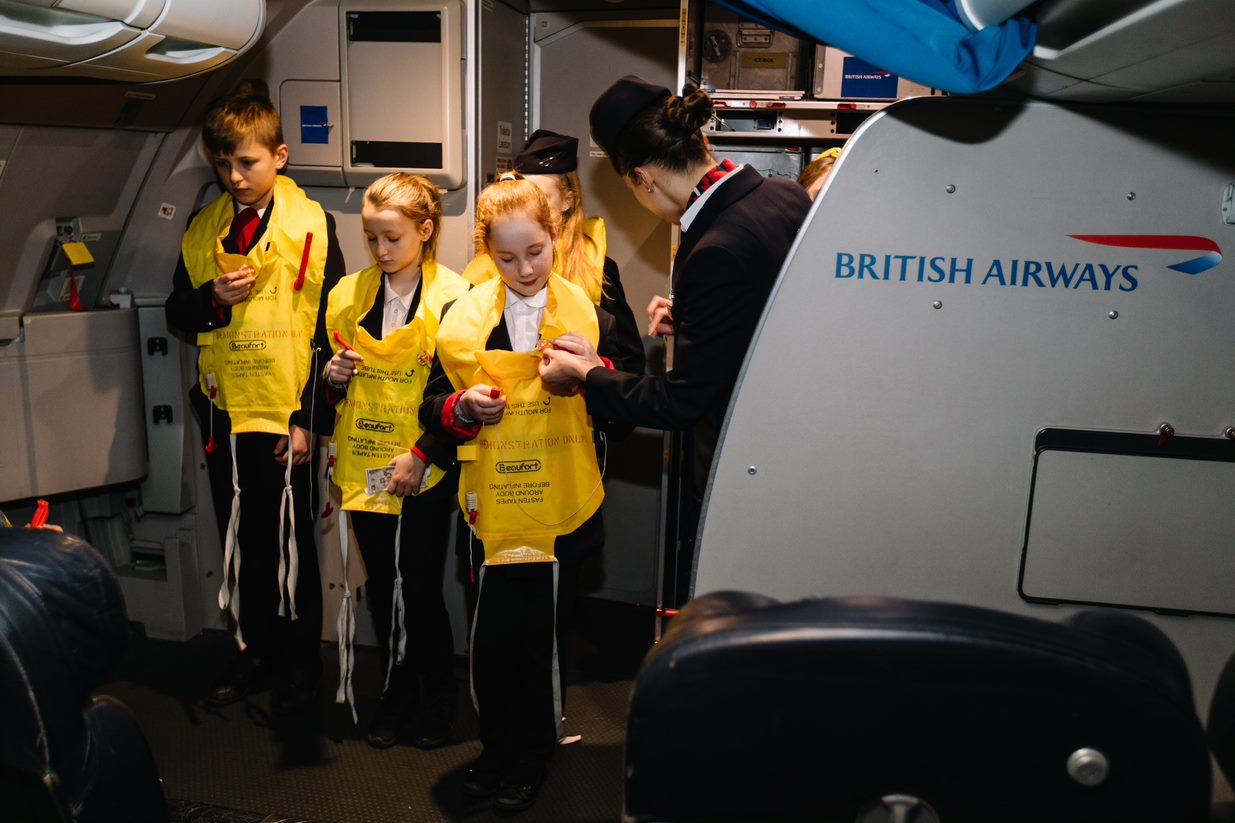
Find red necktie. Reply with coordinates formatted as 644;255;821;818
233;207;259;253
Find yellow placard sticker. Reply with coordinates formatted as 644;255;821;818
61;241;94;267
484;546;556;565
741;52;787;69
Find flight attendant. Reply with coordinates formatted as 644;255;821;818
539;76;811;606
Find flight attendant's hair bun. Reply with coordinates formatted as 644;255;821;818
664;82;714;135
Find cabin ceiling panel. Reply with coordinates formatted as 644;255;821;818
1009;0;1235;104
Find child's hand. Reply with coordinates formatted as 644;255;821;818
385;451;425;497
646;294;674;337
328;349;364;386
274;425;313;465
459;385;506;425
212;266;257;306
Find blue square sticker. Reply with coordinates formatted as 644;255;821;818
840;57;899;99
300;105;330;145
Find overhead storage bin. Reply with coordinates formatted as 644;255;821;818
0;0;265;81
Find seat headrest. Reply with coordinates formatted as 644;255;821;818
627;592;1210;822
0;529;127;777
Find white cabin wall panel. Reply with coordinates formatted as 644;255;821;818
260;0;341;82
281;79;343;177
271;0;345;186
107;128;213;302
0;310;146;501
531;15;678;329
338;0;465;189
0;125;161;322
531;13;679;605
698;97;1235;708
477;0;526;183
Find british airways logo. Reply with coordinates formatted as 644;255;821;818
833;235;1222;293
1069;234;1223;275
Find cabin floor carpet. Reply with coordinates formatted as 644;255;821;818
101;598;653;823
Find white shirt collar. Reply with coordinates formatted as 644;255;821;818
237;202;269;220
680;162;744;233
504;285;548;310
380;274;420;338
383;275;418;314
503;284;548;352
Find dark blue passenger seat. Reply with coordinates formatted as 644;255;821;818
0;528;166;823
626;591;1211;822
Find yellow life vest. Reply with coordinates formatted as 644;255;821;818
435;274;603;562
326;262;470;513
182;176;329;435
460;216;608;305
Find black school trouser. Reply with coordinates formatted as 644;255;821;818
193;388;322;673
468;541;588;779
349;468;458;706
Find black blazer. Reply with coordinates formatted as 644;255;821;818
581;164;811;497
598;256;646;378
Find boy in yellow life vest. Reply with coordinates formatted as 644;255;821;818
419;178;633;814
318;173;469;748
164;81;345;715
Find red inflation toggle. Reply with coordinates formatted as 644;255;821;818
68;276;85;312
204;435;218;454
294;232;313;291
655;607;679;617
332;330;355;352
29;499;50;529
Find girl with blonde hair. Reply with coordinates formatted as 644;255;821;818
320;172;469;749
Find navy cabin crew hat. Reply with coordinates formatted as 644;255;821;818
513;129;578;175
589;74;671;174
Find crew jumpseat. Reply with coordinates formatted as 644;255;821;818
624;592;1212;823
0;528;166;823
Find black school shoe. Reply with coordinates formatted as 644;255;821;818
410;697;454;749
206;651;265;707
461;756;504;798
494;765;546;815
366;690;415;749
271;665;321;715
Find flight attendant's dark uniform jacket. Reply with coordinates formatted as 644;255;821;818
581;164;811;507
